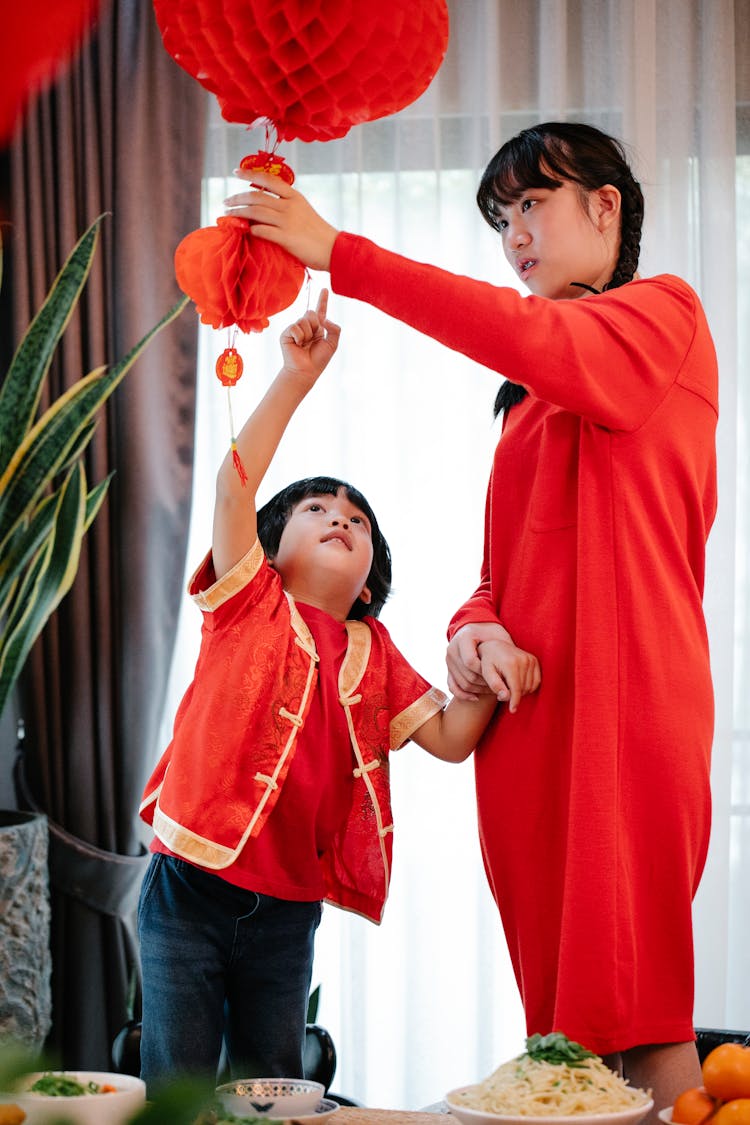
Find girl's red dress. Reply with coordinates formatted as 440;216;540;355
330;233;718;1055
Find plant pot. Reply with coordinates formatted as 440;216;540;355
0;809;52;1051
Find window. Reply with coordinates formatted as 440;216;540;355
158;1;750;1106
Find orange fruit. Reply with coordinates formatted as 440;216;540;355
711;1101;750;1125
703;1045;750;1102
672;1088;718;1125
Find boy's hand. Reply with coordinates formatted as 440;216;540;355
447;621;540;711
280;289;341;384
447;621;514;699
477;637;541;713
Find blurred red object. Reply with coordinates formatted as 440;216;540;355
152;0;449;142
1;0;100;144
174;216;306;334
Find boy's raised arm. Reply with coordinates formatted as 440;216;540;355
212;290;340;579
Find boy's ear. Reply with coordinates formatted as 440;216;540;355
358;585;372;605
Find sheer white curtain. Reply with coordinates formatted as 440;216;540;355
159;0;750;1109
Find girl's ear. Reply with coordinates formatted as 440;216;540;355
358;585;372;605
592;184;621;232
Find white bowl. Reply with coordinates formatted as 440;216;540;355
446;1085;654;1125
3;1071;146;1124
658;1111;674;1124
215;1077;326;1119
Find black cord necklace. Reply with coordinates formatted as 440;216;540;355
569;281;601;295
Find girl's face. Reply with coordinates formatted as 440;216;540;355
495;179;621;300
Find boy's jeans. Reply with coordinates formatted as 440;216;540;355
137;854;322;1092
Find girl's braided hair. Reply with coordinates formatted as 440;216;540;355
476;122;644;417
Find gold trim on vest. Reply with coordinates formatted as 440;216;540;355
191;539;264;612
390;686;447;750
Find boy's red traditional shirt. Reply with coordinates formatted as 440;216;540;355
139;539;446;923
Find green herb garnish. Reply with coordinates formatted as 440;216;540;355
30;1073;94;1096
525;1033;597;1068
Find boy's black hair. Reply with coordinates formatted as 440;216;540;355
257;475;392;620
476;122;644;418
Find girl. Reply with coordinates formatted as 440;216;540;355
226;122;719;1119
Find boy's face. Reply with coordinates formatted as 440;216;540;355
270;487;374;619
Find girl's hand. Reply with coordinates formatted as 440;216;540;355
447;621;513;699
280;289;341;384
225;170;339;271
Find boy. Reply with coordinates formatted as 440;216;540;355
137;292;538;1089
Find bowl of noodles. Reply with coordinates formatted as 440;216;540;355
446;1035;653;1125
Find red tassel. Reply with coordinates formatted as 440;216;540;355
232;441;248;487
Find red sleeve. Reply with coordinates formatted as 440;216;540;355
368;618;435;710
330;233;701;433
447;475;501;639
188;540;281;629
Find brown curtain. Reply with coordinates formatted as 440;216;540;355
2;0;206;1067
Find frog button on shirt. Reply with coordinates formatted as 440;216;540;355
225;601;354;901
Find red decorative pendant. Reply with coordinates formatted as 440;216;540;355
215;346;244;386
239;150;295;185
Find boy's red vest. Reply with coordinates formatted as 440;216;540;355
139;539;445;923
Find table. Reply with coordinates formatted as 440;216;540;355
335;1110;458;1125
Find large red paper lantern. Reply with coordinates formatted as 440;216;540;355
174;215;306;334
153;0;449;142
1;0;100;144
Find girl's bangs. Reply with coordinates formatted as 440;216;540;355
489;142;563;205
477;130;575;231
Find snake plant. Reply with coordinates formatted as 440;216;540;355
0;215;189;717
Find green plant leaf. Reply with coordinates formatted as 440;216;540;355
0;210;189;720
0;463;86;716
59;417;98;474
128;1077;216;1124
0;469;110;627
0;490;58;614
0;294;189;553
84;473;113;530
0;218;102;478
0;368;104;551
307;984;321;1024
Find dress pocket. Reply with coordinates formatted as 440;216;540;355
529;410;580;532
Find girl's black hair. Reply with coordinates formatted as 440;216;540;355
476;121;644;417
257;475;392;620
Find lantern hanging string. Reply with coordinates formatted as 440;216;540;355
215;325;248;485
226;387;248;486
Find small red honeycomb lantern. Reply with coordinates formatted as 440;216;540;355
174;215;305;334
